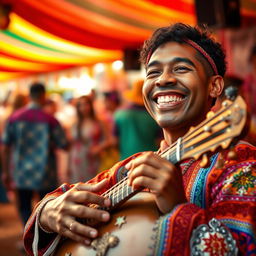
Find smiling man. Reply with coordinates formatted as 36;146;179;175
24;23;256;256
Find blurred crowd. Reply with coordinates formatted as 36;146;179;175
0;79;162;239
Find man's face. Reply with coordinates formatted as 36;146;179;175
143;41;213;131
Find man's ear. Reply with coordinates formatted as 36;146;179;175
208;75;224;98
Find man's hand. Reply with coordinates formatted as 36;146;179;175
126;152;187;214
39;179;111;245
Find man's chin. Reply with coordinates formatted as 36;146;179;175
156;119;178;129
157;117;192;131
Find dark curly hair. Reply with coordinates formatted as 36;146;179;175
140;23;226;77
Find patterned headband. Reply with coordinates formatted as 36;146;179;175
184;39;218;75
146;39;218;75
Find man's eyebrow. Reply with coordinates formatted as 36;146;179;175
174;57;196;67
147;57;196;69
147;60;160;69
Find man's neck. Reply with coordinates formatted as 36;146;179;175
163;127;190;146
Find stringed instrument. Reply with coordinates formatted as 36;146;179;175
55;95;247;256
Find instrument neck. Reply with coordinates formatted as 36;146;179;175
103;148;178;210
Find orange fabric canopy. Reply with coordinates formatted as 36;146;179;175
0;0;255;81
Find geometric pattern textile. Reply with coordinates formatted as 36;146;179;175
2;103;67;190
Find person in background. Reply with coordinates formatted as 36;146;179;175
43;97;69;184
11;94;29;113
97;91;120;172
24;23;256;256
0;93;28;203
68;95;109;183
1;82;68;226
242;45;256;145
43;98;58;116
0;93;28;134
114;79;162;160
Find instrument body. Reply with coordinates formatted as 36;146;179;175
55;192;158;256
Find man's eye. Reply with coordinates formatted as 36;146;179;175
174;66;190;72
146;70;160;76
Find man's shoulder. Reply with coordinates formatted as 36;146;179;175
114;107;132;121
216;140;256;166
234;140;256;160
9;107;59;126
8;107;27;121
114;106;129;115
235;140;256;150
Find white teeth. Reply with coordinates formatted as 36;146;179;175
157;95;183;104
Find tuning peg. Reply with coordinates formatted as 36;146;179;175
227;148;237;160
222;100;229;107
203;125;212;133
215;154;225;169
220;114;231;123
225;86;238;101
189;126;195;133
221;141;230;149
200;153;209;168
206;111;215;119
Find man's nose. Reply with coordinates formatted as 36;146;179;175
155;72;176;87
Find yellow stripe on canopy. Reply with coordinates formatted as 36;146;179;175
0;33;122;64
0;55;68;72
0;71;30;81
8;13;123;58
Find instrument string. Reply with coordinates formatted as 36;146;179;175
102;176;128;198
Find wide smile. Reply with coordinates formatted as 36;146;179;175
152;91;187;110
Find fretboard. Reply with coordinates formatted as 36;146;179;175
102;176;140;210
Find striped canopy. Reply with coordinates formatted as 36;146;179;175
0;0;255;81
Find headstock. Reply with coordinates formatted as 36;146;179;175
181;95;246;161
161;95;247;165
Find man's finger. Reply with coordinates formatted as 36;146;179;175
69;204;110;222
74;178;108;192
66;190;111;208
126;152;172;171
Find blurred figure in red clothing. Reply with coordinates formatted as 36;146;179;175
241;45;256;145
98;91;121;172
68;95;110;183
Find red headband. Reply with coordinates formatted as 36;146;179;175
184;39;218;75
146;39;218;75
